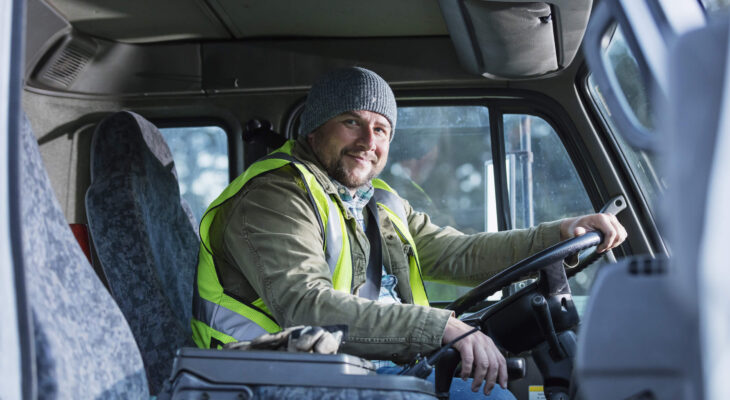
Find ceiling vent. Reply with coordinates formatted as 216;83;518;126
34;34;97;90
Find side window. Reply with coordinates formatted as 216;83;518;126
382;106;493;233
159;126;229;223
503;114;594;313
503;114;593;229
383;107;594;303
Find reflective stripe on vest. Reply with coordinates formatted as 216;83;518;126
192;141;428;348
372;179;429;307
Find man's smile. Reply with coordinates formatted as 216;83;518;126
344;151;376;166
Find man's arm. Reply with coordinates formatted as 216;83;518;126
407;199;627;286
218;168;452;362
407;202;564;286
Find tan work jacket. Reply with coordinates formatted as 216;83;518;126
208;137;563;362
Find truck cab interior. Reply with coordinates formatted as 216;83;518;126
2;0;728;399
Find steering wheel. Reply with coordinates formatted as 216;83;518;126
447;231;603;316
432;231;604;400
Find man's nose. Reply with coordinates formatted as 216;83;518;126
356;125;377;150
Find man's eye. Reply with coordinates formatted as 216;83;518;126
344;119;358;126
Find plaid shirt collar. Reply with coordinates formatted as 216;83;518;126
330;178;374;229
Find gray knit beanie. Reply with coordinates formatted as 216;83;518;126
299;67;397;138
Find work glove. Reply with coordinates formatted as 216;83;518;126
224;325;346;355
288;325;343;354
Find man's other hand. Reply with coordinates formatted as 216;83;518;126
443;317;507;396
560;213;628;253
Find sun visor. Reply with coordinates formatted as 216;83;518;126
439;1;592;79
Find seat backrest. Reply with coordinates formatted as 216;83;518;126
20;113;149;398
85;111;200;393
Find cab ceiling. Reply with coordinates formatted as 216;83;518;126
43;0;450;43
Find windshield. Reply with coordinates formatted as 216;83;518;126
586;26;665;215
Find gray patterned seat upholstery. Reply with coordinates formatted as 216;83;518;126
20;114;149;399
86;111;200;393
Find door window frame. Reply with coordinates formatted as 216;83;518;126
577;65;667;256
4;0;34;397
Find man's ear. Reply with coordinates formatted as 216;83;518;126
307;130;316;146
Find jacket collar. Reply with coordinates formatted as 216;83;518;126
291;137;379;225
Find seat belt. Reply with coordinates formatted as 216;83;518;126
359;200;383;300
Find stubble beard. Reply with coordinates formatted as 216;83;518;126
310;132;385;189
326;149;383;189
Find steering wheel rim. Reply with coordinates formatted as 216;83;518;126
445;231;604;316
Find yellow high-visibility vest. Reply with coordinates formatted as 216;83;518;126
191;141;428;349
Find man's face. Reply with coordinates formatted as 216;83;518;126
308;110;391;190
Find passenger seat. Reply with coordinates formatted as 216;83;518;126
19;113;149;398
85;111;199;393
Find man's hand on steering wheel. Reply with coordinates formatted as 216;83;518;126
443;317;507;396
435;213;627;396
559;213;627;253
